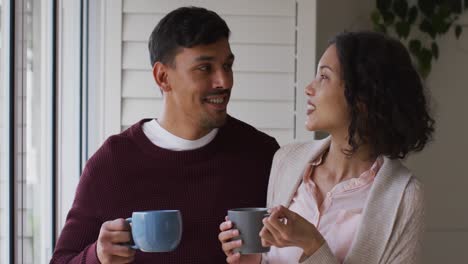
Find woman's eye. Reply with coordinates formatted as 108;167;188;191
320;74;328;80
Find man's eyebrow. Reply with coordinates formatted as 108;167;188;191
194;55;215;62
194;53;235;62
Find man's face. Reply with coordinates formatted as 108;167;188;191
164;38;234;130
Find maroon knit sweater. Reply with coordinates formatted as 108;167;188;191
50;116;279;264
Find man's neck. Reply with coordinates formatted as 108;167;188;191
157;115;212;140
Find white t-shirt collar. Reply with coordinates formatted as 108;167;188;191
142;119;218;151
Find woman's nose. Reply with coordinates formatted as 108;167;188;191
305;81;316;96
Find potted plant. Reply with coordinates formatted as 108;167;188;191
371;0;467;78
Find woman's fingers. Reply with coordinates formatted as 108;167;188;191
218;228;239;243
226;252;241;263
261;237;272;247
263;216;283;238
222;239;242;254
219;220;233;232
259;226;276;246
219;227;242;256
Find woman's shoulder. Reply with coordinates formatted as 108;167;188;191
403;176;424;210
274;137;331;159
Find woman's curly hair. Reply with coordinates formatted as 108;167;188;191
329;31;435;159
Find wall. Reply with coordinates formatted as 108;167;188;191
316;1;468;263
405;12;468;262
316;0;374;63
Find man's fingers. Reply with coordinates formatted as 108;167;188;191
111;244;136;258
108;230;132;243
103;218;131;231
106;255;135;264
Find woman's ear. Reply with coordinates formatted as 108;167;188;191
152;62;171;93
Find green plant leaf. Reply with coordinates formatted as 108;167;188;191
441;21;452;34
420;19;436;39
417;47;432;79
375;23;388;33
408;6;419;24
439;4;451;20
455;24;462;39
393;0;408;20
418;0;435;17
409;39;422;55
396;21;411;39
419;47;433;67
371;10;382;25
431;42;439;60
382;11;395;25
377;0;392;13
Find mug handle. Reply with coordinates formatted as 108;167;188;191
123;218;139;250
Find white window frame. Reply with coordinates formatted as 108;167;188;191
56;0;85;230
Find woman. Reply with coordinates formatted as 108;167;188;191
218;31;434;263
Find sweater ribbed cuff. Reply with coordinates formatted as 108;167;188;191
300;243;339;264
86;242;101;264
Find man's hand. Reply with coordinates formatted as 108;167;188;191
97;218;136;264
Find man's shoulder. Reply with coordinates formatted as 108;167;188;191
224;115;276;141
90;120;146;160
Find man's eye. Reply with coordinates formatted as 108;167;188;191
223;63;233;71
320;74;328;80
198;65;211;71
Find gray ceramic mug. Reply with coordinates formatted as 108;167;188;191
228;207;270;254
125;210;182;252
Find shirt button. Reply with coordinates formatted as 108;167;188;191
326;192;331;197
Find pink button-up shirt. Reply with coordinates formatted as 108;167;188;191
266;152;383;263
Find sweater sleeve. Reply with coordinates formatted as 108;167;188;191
379;178;424;264
299;243;340;264
50;146;112;264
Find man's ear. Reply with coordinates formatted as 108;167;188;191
152;62;171;93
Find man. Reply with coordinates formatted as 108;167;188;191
50;6;279;264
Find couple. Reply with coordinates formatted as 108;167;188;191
50;6;434;264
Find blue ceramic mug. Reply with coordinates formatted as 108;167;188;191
126;210;182;252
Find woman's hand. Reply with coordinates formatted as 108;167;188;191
259;206;325;257
218;216;262;264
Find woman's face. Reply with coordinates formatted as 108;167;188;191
305;44;350;135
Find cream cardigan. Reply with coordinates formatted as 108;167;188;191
262;138;424;264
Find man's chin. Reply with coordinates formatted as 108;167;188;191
202;112;227;129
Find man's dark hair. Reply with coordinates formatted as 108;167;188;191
329;31;435;159
148;6;230;67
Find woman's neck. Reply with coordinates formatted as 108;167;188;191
322;135;376;184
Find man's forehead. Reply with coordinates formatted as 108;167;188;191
175;42;234;62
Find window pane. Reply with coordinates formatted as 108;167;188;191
0;0;9;263
22;0;52;262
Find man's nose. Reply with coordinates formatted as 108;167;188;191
213;69;232;89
